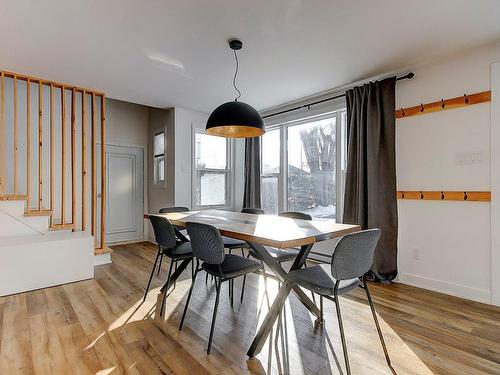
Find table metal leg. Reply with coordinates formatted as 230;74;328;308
160;258;191;293
246;242;320;357
247;281;293;357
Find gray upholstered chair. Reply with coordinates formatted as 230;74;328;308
145;215;193;303
179;222;262;354
285;229;391;375
157;206;190;275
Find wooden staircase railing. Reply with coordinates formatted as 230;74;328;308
0;69;107;253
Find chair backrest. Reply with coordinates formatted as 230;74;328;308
279;211;312;221
149;215;177;249
330;229;381;280
159;206;190;213
185;222;225;264
241;207;265;215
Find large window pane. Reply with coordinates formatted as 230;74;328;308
287;117;336;219
197;172;227;206
195;133;227;169
194;130;231;208
261;128;280;214
262;128;280;174
261;176;279;215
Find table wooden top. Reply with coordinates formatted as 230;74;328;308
145;210;360;248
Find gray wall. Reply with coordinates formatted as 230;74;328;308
106;98;150;242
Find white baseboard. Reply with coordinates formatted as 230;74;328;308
398;272;491;304
94;253;112;266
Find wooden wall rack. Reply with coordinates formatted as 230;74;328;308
397;191;491;202
396;91;491;119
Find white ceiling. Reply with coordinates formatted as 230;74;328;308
1;0;500;113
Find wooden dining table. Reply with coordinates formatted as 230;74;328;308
144;209;360;357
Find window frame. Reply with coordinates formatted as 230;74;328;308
153;131;165;185
261;109;347;221
192;128;234;210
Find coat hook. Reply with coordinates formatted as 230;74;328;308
420;103;424;112
441;99;445;109
420;191;424;199
401;107;405;116
401;191;405;198
464;192;468;201
464;94;469;104
441;191;445;200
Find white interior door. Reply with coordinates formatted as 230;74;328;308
105;145;144;243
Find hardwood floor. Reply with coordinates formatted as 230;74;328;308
0;242;499;374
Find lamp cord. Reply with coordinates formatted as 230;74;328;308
233;50;242;101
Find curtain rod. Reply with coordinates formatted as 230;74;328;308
262;72;415;119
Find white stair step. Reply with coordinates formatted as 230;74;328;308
0;199;26;217
0;231;94;297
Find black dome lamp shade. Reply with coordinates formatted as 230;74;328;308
206;39;265;138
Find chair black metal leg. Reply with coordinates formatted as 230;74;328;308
160;259;175;317
205;272;208;284
157;253;163;275
241;248;245;257
174;262;178;289
230;279;234;307
207;277;222;354
303;261;316;303
334;292;351;375
240;274;247;303
179;271;198;331
320;295;324;323
228;248;232;254
363;280;391;366
144;248;161;302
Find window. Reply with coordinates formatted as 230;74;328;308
194;130;231;208
154;132;165;184
261;109;347;220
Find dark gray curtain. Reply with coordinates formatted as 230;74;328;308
243;137;261;209
343;76;398;282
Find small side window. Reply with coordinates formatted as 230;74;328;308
154;132;165;184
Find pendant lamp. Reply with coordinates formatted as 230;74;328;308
206;39;264;138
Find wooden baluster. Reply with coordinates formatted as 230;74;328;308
50;84;54;226
26;78;30;209
100;95;106;249
38;81;43;211
0;72;4;196
71;88;76;229
91;92;96;244
82;91;87;231
61;86;66;225
13;75;17;195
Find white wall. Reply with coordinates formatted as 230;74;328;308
395;42;500;304
490;62;500;306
